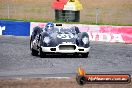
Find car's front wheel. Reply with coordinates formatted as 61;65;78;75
39;47;46;58
30;41;38;56
81;52;89;58
31;48;38;56
38;36;46;58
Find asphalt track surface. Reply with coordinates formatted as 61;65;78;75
0;36;132;78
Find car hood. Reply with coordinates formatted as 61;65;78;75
50;32;77;45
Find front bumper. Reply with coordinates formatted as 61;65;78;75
41;44;90;53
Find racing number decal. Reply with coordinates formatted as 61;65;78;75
57;34;74;39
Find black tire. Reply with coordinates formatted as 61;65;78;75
74;53;80;58
39;47;46;58
30;39;32;50
38;36;46;58
30;40;38;56
31;48;38;56
81;52;89;58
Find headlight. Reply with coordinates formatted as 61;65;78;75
82;36;89;44
43;37;50;44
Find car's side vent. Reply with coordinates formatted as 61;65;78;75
50;48;56;51
78;49;84;51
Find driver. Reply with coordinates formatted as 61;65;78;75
44;22;54;32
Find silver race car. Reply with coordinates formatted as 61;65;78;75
30;22;90;58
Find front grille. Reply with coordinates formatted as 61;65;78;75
59;45;76;50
